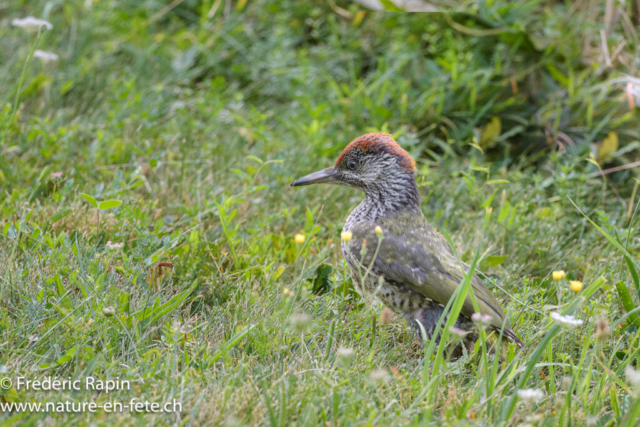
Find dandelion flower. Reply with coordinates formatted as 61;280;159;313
289;314;311;334
33;50;59;63
294;233;305;244
341;231;352;242
625;366;640;390
369;369;388;386
374;226;383;237
551;312;583;329
517;388;544;404
552;270;566;281
12;16;53;30
569;280;582;292
471;313;492;329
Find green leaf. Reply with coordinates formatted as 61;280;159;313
272;265;286;281
626;256;640;295
546;63;569;86
80;193;98;208
581;276;607;301
480;116;501;147
614;281;640;328
50;208;71;223
208;324;256;366
378;0;404;11
131;281;197;326
498;202;511;222
311;264;333;295
597;131;619;163
119;291;131;315
482;255;509;268
98;199;123;210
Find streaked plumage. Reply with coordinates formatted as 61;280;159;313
291;133;523;356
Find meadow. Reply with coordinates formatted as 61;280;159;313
1;1;640;425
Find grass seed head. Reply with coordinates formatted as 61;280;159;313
380;308;394;325
595;318;610;341
625;366;640;390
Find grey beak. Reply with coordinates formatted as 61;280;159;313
290;166;337;187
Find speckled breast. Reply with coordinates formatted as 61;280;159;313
341;232;433;316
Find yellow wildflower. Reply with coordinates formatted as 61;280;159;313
570;281;582;292
552;270;566;281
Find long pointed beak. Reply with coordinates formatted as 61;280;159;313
290;166;338;187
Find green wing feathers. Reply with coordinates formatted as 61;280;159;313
347;211;523;347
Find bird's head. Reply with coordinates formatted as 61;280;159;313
290;133;416;192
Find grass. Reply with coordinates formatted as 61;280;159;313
1;0;640;425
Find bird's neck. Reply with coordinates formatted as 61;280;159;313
348;174;421;222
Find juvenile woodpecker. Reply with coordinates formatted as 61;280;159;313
291;133;523;356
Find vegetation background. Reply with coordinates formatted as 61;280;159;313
1;0;640;425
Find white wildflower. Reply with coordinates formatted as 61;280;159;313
12;16;53;30
517;388;544;404
625;366;640;390
471;313;492;329
105;241;124;250
369;369;388;386
33;50;59;63
448;326;468;341
336;347;355;365
551;312;583;329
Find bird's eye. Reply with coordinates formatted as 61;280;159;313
346;160;358;171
